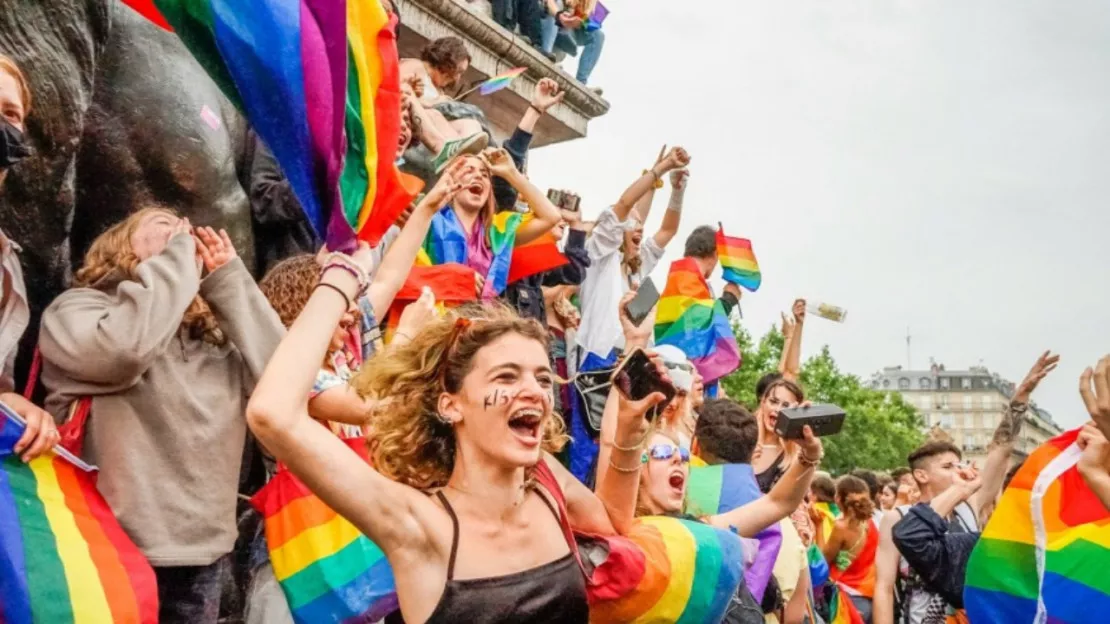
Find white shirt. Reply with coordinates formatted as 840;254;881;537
576;207;664;360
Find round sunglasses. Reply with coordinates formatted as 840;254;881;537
641;444;691;464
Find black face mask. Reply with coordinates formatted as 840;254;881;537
0;118;32;169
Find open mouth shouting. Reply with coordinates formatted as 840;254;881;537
668;469;686;495
508;407;544;447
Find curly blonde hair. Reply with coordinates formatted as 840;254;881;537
352;302;568;490
74;207;225;345
258;254;320;328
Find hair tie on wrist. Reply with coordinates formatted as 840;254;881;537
315;282;352;311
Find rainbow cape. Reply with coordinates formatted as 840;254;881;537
684;463;782;602
422;207;524;299
478;67;526;96
250;438;397;623
654;257;741;384
716;228;761;292
588;515;746;624
0;406;158;623
132;0;419;249
964;427;1110;623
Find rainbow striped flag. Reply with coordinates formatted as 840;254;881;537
828;585;865;624
132;0;419;249
716;228;761;292
382;263;477;343
423;207;524;299
685;463;782;602
478;67;526;96
588;515;745;623
655;257;741;384
0;405;158;623
964;427;1110;623
250;438;398;623
507;214;568;284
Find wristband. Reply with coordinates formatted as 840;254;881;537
315;282;352;311
529;104;546;117
643;169;664;190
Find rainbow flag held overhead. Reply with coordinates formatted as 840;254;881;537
655;257;741;384
423;207;524;300
478;67;526;96
135;0;419;249
964;427;1110;624
0;405;159;623
588;515;746;624
716;228;761;292
250;437;398;624
685;463;782;602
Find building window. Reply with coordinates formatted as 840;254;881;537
938;394;949;409
984;413;997;428
883;379;891;388
981;395;993;409
940;378;950;389
963;396;973;409
939;414;954;428
899;377;910;389
961;378;972;389
919;378;932;389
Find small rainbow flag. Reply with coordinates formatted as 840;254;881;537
250;438;398;624
716;228;761;292
0;405;159;623
964;427;1110;623
478;67;527;96
588;515;746;624
685;463;782;602
422;207;524;299
655;257;741;384
132;0;419;249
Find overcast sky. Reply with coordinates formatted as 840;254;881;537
527;0;1110;429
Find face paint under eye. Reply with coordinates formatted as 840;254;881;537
482;388;520;410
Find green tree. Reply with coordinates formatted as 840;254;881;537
719;324;924;473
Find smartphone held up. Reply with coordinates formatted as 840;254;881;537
610;347;677;421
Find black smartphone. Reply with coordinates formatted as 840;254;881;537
610;347;676;420
623;278;660;327
563;193;581;213
547;188;564;207
774;403;847;439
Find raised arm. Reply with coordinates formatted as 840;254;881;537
970;350;1058;515
1078;359;1110;511
706;429;822;537
481;148;561;246
777;311;796;377
492;79;563;210
246;248;440;554
872;510;905;624
614;146;685;221
781;299;806;382
39;229;199;390
365;164;473;318
652;167;689;248
595;291;668;534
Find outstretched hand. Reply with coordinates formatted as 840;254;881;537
480;147;519;179
1012;350;1059;404
531;78;565;112
1080;355;1110;440
615;350;671;435
194;227;237;273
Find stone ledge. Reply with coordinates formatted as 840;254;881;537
397;0;609;147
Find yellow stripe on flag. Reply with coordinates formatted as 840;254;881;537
270;513;362;581
348;0;388;229
30;458;114;623
634;516;697;623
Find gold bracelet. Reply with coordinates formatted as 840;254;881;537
798;452;823;468
642;168;664;189
612;429;649;452
608;456;642;474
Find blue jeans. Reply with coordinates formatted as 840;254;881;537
540;17;605;84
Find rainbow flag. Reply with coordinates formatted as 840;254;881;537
964;427;1110;623
250;438;398;623
507;215;568;283
478;67;526;96
655;257;741;384
383;263;477;343
0;406;158;623
828;585;865;624
422;207;524;299
139;0;418;249
588;516;746;624
685;463;782;602
716;228;761;292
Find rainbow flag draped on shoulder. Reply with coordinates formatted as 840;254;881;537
0;405;158;623
422;207;524;299
685;463;782;603
964;427;1110;623
655;257;741;384
127;0;420;248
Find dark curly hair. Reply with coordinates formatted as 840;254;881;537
258;254;320;328
420;37;471;76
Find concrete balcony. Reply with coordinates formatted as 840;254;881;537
396;0;609;147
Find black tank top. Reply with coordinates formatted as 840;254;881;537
388;488;589;624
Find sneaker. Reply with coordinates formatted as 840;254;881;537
433;132;489;173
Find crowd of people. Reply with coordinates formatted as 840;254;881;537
3;5;1110;624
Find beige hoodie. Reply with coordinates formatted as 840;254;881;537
39;234;283;566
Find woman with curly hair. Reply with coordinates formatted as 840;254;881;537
247;245;667;623
814;475;880;621
38;207;284;623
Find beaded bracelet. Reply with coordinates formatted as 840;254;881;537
321;253;369;296
608;456;642;474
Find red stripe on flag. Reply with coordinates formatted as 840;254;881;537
508;237;568;284
121;0;172;30
54;458;141;623
396;264;479;303
72;463;159;623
